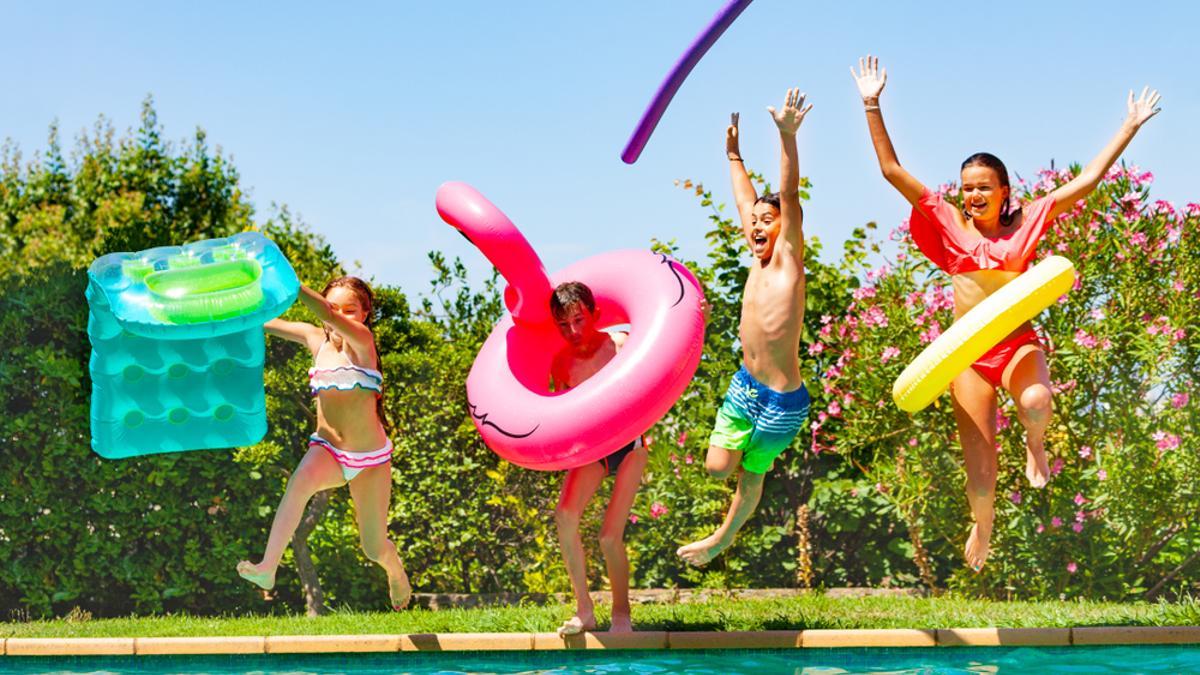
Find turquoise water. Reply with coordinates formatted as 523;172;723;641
3;646;1199;674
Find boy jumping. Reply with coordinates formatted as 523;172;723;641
677;89;813;566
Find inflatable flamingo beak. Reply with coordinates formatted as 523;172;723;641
436;182;555;326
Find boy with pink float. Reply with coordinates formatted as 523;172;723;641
677;88;813;567
549;281;649;636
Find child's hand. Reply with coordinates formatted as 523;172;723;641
726;112;741;160
851;55;887;102
1125;86;1162;128
767;88;811;136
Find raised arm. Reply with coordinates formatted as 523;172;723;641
265;318;324;353
726;112;758;229
1046;87;1162;220
295;285;377;358
768;88;811;261
851;55;926;206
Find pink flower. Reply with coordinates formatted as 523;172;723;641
669;453;678;464
1098;469;1108;481
684;454;694;465
1089;308;1105;321
1074;492;1086;506
1036;524;1045;534
677;432;688;447
1051;517;1063;528
808;342;826;355
907;437;918;447
628;514;639;524
1075;510;1087;523
1171;393;1189;409
1074;330;1097;349
1072;522;1083;533
881;346;901;363
650;502;668;519
1051;458;1064;476
1153;432;1180;451
919;325;942;344
852;286;877;301
1174;280;1186;293
1067;562;1078;574
1079;446;1093;460
828;400;842;417
1009;491;1022;505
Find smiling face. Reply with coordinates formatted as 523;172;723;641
748;201;782;261
960;165;1010;224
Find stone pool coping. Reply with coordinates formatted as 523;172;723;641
2;626;1199;655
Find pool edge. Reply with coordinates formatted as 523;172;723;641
2;626;1199;655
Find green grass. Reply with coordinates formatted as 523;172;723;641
4;594;1200;638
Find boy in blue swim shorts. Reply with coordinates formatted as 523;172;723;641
678;90;813;567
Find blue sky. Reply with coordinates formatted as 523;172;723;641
1;1;1195;295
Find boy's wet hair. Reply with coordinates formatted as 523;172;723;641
754;191;803;218
550;281;596;319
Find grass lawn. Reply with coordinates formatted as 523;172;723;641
3;594;1199;638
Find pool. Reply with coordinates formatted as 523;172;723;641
3;645;1199;674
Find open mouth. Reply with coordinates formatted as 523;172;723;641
752;234;768;249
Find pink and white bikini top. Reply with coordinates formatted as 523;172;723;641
308;340;383;396
909;188;1057;275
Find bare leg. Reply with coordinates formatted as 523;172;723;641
677;446;764;567
238;446;345;588
598;447;648;632
348;463;411;610
1003;346;1053;489
555;462;605;637
952;368;999;571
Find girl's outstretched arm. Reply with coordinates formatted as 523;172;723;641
769;88;812;262
295;285;377;358
265;318;324;353
851;55;926;206
727;112;757;229
1047;87;1162;220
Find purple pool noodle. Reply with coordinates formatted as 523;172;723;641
621;0;754;165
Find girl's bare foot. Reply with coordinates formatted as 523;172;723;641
676;533;729;567
610;611;633;633
388;568;412;610
557;611;597;637
236;560;275;590
963;522;993;572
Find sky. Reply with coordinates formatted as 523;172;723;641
1;1;1196;297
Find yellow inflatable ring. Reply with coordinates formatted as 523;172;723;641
893;255;1075;412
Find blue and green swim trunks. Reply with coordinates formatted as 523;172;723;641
708;365;811;474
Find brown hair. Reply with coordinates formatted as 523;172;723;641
753;191;803;218
321;276;391;435
549;281;596;319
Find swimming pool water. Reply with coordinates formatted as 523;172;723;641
3;645;1198;674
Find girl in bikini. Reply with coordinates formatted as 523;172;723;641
851;55;1160;570
237;276;411;609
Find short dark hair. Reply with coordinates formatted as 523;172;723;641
550;281;595;319
754;191;803;218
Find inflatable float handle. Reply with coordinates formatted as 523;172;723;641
436;182;554;326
